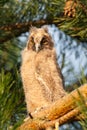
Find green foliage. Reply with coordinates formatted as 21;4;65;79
0;38;22;71
75;89;87;130
79;100;87;130
0;0;87;129
80;119;87;130
0;0;87;41
0;69;26;129
72;72;87;130
0;0;64;25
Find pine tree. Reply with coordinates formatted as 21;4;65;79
0;0;87;129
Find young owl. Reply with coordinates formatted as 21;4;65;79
21;27;66;115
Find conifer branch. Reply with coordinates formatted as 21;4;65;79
18;84;87;130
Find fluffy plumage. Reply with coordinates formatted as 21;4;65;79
21;27;66;114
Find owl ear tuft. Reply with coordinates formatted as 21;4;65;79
42;26;48;33
29;26;37;33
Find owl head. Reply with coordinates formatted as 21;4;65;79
27;27;54;52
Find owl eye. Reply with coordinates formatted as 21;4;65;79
31;36;34;43
41;36;47;45
29;36;36;50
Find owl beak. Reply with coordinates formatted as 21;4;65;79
35;43;41;52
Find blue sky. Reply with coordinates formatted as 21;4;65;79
48;25;87;85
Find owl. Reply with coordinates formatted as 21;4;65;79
21;27;66;116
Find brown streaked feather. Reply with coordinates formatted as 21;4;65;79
21;27;66;114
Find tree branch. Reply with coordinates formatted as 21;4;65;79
0;19;54;43
18;84;87;130
1;17;86;43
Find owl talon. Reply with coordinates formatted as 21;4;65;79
29;112;33;119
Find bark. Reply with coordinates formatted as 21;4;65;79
18;84;87;130
0;20;53;43
1;18;81;43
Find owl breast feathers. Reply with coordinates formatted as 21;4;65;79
21;27;66;114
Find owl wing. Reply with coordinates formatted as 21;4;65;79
35;50;64;102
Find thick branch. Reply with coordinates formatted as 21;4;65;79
18;84;87;130
0;19;54;43
1;17;86;43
